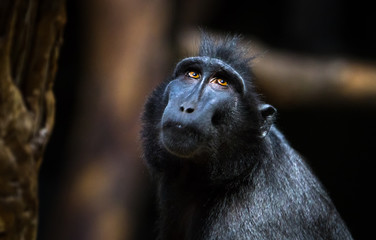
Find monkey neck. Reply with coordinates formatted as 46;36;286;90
159;137;268;188
155;138;272;240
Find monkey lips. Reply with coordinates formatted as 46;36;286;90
160;121;204;158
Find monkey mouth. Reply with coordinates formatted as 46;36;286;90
160;121;203;158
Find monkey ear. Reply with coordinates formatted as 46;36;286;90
259;104;277;138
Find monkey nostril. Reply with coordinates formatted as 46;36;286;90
180;106;195;113
186;108;194;113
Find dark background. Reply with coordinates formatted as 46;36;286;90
39;0;375;239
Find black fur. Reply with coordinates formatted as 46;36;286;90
141;34;352;240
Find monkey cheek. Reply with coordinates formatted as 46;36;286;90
160;127;202;158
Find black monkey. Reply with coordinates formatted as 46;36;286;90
141;34;352;240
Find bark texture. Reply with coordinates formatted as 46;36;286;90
0;0;65;239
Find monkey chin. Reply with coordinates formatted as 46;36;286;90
160;123;203;158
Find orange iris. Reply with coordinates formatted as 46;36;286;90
210;78;228;86
188;71;200;79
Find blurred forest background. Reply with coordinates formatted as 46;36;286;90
37;0;375;239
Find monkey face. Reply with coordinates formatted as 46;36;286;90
159;57;246;158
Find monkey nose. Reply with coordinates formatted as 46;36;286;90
179;106;195;113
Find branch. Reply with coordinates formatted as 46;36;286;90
251;43;376;107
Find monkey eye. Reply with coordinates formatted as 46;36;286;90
210;78;228;87
187;71;200;79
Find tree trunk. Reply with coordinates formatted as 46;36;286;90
0;0;66;239
53;1;172;239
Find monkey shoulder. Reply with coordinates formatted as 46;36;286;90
204;127;351;239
